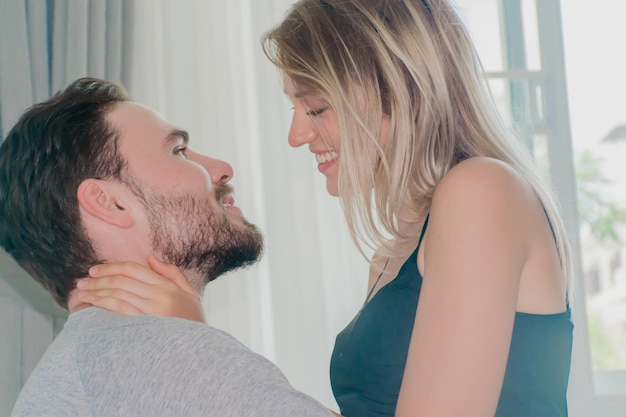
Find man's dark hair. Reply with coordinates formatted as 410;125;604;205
0;78;130;308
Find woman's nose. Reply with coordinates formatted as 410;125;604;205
288;111;317;148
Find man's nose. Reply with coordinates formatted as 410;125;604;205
204;157;233;185
288;111;317;148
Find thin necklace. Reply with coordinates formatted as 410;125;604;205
363;257;390;306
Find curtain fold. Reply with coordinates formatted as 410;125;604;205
0;0;34;138
25;0;50;103
50;0;130;93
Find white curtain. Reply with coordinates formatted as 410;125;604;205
0;0;130;137
0;0;132;412
125;0;370;408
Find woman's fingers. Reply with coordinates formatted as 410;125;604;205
88;261;161;285
87;259;200;299
147;256;199;299
76;259;206;323
77;274;168;300
76;288;147;316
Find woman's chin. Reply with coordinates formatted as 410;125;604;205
326;182;340;197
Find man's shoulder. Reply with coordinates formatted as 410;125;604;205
15;308;334;417
11;326;90;417
73;307;247;356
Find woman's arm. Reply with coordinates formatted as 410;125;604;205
396;158;535;417
76;255;206;322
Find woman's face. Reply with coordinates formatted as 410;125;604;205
283;75;389;197
283;75;342;196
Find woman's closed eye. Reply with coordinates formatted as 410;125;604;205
307;107;328;117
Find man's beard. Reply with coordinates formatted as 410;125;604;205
138;185;263;291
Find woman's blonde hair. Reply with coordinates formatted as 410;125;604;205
262;0;571;281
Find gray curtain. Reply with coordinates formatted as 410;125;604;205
0;0;133;413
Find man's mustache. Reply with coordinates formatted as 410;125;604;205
215;184;235;203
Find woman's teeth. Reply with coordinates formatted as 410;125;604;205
315;150;338;164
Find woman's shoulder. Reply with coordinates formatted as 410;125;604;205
441;156;525;186
430;156;541;235
434;157;535;207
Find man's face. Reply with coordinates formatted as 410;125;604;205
107;102;263;291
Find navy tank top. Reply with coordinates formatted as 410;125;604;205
330;217;573;417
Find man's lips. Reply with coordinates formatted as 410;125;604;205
215;184;236;208
221;193;235;208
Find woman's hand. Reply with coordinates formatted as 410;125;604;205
76;256;206;323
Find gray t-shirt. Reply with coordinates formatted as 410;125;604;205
12;307;333;417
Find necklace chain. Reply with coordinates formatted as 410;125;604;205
363;257;391;306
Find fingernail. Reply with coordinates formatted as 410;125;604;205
78;290;88;298
77;279;89;289
89;266;98;275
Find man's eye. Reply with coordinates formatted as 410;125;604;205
307;107;327;117
174;146;188;158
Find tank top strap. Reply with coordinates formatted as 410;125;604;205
416;214;430;253
543;209;570;309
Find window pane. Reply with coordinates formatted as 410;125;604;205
457;0;504;72
520;0;541;71
562;0;626;390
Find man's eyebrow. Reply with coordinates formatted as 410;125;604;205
164;129;189;146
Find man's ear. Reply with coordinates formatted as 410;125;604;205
77;179;135;228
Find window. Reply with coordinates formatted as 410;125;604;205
585;265;601;295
